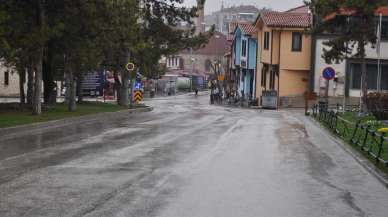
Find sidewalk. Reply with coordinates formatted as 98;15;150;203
0;106;153;140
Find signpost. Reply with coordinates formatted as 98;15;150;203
321;67;336;108
126;62;135;72
126;62;137;104
322;67;336;81
133;90;143;103
132;77;143;103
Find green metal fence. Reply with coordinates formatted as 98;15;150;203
312;104;388;166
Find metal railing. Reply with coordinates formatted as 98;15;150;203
312;104;388;166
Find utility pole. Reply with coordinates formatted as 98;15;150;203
190;47;194;92
377;13;382;92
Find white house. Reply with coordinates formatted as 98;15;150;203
311;7;388;101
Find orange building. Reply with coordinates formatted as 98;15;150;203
254;6;312;107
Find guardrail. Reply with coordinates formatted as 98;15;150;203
312;104;388;166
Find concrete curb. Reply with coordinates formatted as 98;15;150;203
0;106;153;140
307;116;388;188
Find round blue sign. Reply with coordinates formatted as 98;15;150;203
322;67;336;80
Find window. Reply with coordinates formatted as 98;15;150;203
382;65;388;90
264;32;270;50
242;40;247;57
292;32;302;52
351;63;361;89
351;63;379;90
261;65;268;87
366;64;378;90
4;71;9;86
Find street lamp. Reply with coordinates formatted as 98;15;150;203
190;48;196;92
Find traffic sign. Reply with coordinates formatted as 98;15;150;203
322;67;336;80
126;62;135;71
133;90;143;103
134;81;142;90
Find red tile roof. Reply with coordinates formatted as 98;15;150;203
179;31;230;56
376;6;388;15
260;11;312;28
238;23;257;36
324;6;388;21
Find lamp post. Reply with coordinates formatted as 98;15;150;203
190;47;194;92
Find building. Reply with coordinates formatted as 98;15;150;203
160;31;230;89
195;0;205;34
163;31;230;74
254;6;312;107
231;22;257;100
205;5;261;35
311;7;388;102
0;61;20;97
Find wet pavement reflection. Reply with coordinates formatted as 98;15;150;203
0;94;387;217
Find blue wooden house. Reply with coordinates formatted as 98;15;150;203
232;22;258;100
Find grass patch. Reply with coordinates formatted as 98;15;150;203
0;102;128;128
316;111;388;174
339;113;388;161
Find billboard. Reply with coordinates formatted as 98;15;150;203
80;71;104;97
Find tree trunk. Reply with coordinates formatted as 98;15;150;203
114;71;121;103
32;0;45;115
359;41;368;112
64;55;76;112
119;70;129;106
33;53;43;115
118;50;131;107
19;68;26;104
361;57;368;112
77;75;83;103
27;66;34;105
68;71;77;112
64;71;70;104
43;42;56;105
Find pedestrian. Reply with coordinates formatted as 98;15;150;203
210;81;215;104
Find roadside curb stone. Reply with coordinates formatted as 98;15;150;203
0;106;153;141
307;116;388;188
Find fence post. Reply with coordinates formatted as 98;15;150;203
330;112;335;130
334;113;339;133
361;125;370;150
376;132;386;163
351;120;361;144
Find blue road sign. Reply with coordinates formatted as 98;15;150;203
322;67;336;80
134;81;142;90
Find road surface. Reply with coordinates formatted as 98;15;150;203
1;94;387;217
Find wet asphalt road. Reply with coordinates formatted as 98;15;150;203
1;94;388;217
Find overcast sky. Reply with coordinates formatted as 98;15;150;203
183;0;305;14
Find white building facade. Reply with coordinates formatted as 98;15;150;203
312;12;388;99
0;61;20;97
